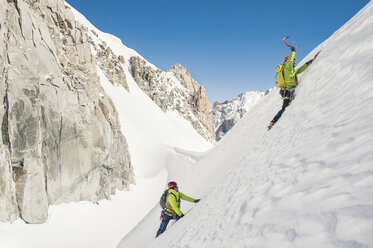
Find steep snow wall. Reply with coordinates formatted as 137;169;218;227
119;2;373;247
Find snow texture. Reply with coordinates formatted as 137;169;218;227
119;2;373;248
0;1;372;248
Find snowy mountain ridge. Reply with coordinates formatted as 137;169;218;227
213;91;266;141
69;4;216;142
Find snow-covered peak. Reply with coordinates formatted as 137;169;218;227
213;91;265;140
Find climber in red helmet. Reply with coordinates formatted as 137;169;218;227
268;43;320;130
156;181;200;238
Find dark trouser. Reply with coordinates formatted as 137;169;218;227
156;211;174;238
271;98;292;124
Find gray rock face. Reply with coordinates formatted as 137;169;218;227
0;0;134;223
130;57;215;142
0;146;18;222
215;115;241;141
90;35;129;91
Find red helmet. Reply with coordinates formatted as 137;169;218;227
168;181;177;189
284;56;296;65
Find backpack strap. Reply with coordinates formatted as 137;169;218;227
168;192;177;202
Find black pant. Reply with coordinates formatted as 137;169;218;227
271;98;292;124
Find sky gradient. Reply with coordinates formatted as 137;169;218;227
67;0;369;103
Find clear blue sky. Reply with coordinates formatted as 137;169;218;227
67;0;369;103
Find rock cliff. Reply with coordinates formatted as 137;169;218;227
130;58;215;142
0;0;134;223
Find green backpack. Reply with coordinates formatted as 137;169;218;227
275;64;285;88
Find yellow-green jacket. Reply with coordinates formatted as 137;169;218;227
164;189;195;217
283;51;309;88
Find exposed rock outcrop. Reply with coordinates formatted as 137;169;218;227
0;146;18;222
130;57;215;142
89;34;129;90
0;0;134;223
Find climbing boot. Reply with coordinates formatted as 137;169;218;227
268;121;275;130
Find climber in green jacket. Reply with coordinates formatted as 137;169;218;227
268;46;320;130
156;181;200;238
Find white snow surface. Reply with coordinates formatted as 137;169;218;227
1;1;372;248
118;2;373;248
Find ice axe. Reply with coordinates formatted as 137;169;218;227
284;36;321;60
283;36;296;50
314;50;321;59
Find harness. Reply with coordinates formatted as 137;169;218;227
281;71;298;100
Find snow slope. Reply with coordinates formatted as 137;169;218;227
118;2;373;247
0;3;212;248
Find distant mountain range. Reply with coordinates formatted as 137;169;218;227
212;91;267;141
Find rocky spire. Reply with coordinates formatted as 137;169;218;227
130;57;215;142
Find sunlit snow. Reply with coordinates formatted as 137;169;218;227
119;2;373;247
1;1;372;248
